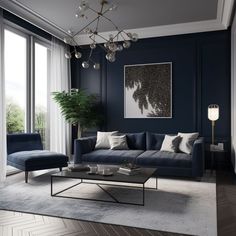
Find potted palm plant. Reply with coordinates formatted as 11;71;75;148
52;88;102;138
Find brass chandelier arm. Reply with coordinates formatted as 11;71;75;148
64;0;138;69
73;15;100;38
94;32;110;43
99;13;120;32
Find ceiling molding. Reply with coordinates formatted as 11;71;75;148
220;0;235;27
0;0;234;44
76;20;225;45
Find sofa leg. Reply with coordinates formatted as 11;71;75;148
25;171;28;183
59;167;62;172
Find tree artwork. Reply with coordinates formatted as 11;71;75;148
124;63;172;118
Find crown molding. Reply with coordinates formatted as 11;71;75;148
75;20;225;45
0;0;234;44
217;0;235;28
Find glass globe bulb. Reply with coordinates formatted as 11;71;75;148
109;56;116;62
63;37;71;44
127;32;132;39
106;53;111;60
82;61;89;68
90;43;96;49
123;40;131;49
132;33;139;42
65;52;72;59
75;52;82;59
106;52;116;62
108;43;117;52
83;28;92;34
109;4;118;11
78;0;89;11
93;63;100;70
117;44;123;51
104;43;109;48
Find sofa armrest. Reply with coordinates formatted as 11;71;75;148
74;136;97;164
192;137;205;177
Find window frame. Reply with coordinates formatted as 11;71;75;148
4;20;51;146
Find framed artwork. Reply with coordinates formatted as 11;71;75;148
124;62;172;118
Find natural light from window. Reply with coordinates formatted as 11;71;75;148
4;29;27;133
34;42;48;148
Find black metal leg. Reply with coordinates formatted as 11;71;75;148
51;178;82;197
97;184;119;203
51;178;146;206
25;171;28;183
143;184;145;206
51;176;53;196
59;167;62;172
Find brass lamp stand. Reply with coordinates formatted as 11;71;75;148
208;104;219;172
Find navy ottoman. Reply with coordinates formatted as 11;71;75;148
7;133;68;183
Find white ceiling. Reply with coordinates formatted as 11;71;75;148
0;0;234;44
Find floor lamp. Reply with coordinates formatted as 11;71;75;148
208;104;219;145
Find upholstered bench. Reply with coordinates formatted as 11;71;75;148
7;133;68;183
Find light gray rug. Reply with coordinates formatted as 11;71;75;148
0;170;216;236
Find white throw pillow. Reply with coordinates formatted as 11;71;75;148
160;135;181;153
95;131;118;149
109;135;129;150
178;132;199;154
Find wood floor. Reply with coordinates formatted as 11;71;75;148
216;170;236;236
0;210;189;236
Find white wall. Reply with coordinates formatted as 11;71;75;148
231;11;236;173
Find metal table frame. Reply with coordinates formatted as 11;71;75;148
51;174;158;206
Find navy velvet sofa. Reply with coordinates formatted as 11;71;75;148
74;132;205;178
7;133;69;183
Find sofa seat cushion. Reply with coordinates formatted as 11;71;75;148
82;149;144;164
136;150;192;168
8;150;68;169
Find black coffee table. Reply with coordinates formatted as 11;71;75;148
51;168;157;206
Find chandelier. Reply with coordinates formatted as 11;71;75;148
63;0;139;69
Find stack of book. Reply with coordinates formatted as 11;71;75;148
118;166;141;175
68;165;90;172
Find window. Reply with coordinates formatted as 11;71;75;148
4;29;27;133
4;25;51;148
34;41;50;148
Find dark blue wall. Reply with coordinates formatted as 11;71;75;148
71;30;231;143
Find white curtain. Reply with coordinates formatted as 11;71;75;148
49;37;71;157
0;9;6;182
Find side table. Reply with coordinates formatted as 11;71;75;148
210;149;226;172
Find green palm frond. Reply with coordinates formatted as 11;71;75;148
52;89;103;130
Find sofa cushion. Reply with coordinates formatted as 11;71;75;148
95;131;118;149
136;150;191;168
160;135;181;152
146;132;165;150
126;132;146;150
109;135;129;150
178;132;199;154
82;149;144;164
7;133;43;155
8;150;68;169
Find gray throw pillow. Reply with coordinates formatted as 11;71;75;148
178;132;199;154
95;131;118;149
109;135;129;150
160;135;181;153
